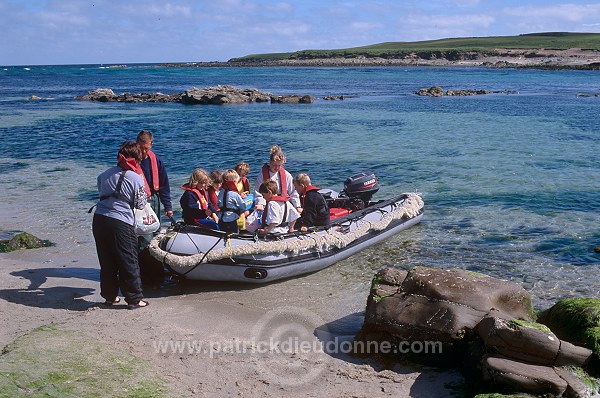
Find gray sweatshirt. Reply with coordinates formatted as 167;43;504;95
95;167;147;225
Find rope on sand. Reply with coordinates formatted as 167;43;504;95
149;193;423;269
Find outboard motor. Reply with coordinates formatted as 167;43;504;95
341;172;380;206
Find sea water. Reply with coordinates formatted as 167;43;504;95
0;64;599;310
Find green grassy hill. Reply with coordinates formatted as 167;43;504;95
232;32;600;61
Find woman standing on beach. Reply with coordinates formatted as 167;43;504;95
253;145;301;212
92;141;149;309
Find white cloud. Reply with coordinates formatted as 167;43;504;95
146;3;192;18
504;3;600;22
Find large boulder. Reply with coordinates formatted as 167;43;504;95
357;267;535;357
76;88;117;102
477;317;592;367
416;86;445;96
538;298;600;358
482;356;568;396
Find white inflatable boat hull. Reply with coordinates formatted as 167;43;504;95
151;193;423;283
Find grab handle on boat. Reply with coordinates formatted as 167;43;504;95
244;268;268;280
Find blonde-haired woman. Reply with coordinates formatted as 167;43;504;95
253;145;300;212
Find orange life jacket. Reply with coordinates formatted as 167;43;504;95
181;184;208;210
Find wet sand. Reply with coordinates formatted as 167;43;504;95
0;241;463;397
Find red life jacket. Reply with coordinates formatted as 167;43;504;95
300;185;320;207
223;180;239;193
147;150;160;192
117;154;150;197
261;195;289;228
181;184;208;210
261;164;289;199
207;186;219;211
240;176;250;193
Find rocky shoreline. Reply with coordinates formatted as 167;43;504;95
161;48;600;70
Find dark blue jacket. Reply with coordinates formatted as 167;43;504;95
180;190;219;225
296;190;330;229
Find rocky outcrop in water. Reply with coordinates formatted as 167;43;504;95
416;86;493;96
357;267;599;397
180;86;271;104
76;85;316;105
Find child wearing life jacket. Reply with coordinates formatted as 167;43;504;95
180;168;218;226
234;161;251;198
217;169;249;234
257;180;299;236
293;173;330;232
207;169;223;215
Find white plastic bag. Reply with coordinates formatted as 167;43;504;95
245;209;262;233
134;203;160;235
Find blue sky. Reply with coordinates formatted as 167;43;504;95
1;0;600;65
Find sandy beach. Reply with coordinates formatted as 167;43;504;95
0;237;463;397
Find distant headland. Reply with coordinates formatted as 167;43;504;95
162;32;600;70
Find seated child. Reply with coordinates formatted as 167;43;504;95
180;168;218;226
293;173;330;232
207;169;223;221
257;180;299;236
217;169;249;234
234;161;251;198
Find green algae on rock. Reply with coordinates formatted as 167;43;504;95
538;298;600;357
0;324;170;398
0;232;53;253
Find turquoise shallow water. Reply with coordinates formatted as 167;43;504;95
0;64;599;308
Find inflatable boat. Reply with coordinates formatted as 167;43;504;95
148;173;424;283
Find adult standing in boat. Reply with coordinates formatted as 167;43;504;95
92;141;149;309
253;145;301;212
136;130;173;223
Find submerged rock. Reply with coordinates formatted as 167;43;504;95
0;232;53;252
